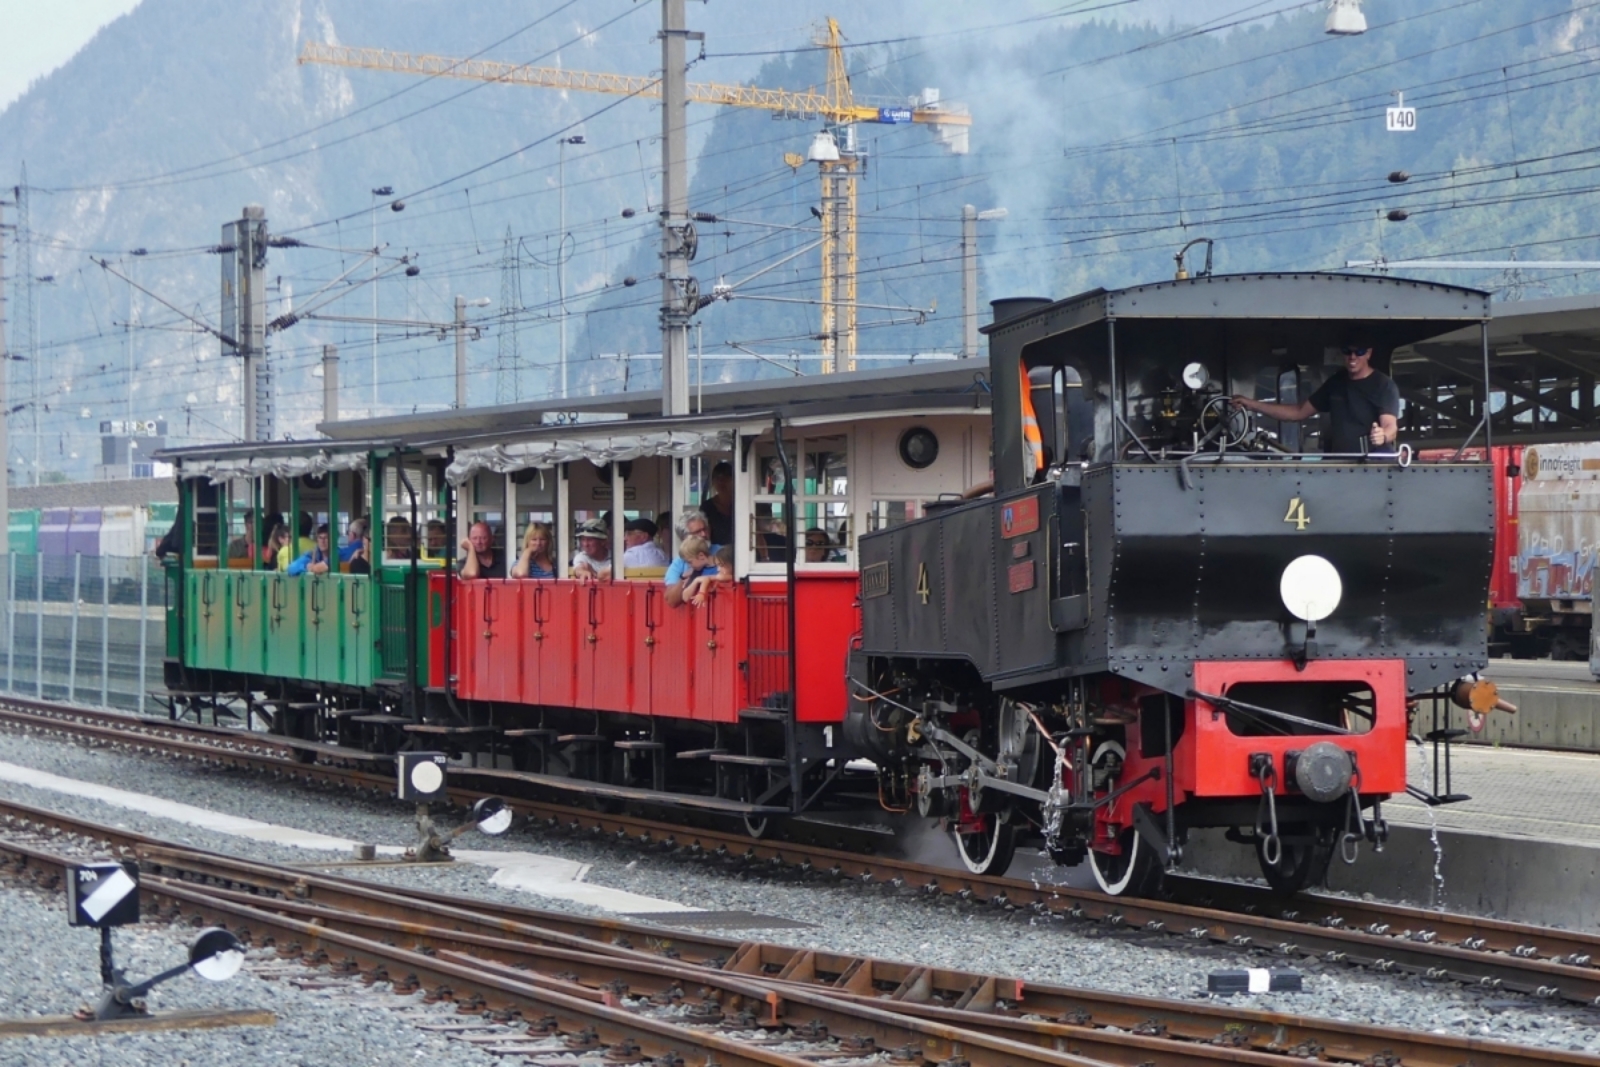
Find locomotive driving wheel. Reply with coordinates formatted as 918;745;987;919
1085;741;1163;897
953;799;1018;875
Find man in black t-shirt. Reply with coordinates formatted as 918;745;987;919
1232;341;1399;453
458;521;506;579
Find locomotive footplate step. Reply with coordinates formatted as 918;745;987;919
555;733;606;744
675;748;727;759
460;765;789;815
612;740;664;750
707;754;789;769
402;723;493;734
737;708;790;722
503;728;558;738
348;713;408;724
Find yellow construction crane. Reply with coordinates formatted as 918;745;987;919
299;18;970;372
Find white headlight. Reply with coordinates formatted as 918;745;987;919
1280;554;1342;622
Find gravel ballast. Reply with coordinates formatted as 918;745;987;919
0;880;501;1067
0;724;1596;1056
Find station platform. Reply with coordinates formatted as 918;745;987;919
1181;742;1600;928
1465;658;1600;752
1385;742;1600;846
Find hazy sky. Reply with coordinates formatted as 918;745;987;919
0;0;142;111
0;0;1316;113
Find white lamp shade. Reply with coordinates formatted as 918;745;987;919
1326;0;1367;35
806;131;841;163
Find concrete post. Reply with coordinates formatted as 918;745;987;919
454;296;467;409
962;205;978;359
322;344;339;427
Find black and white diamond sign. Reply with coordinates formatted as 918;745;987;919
67;861;140;928
398;751;448;801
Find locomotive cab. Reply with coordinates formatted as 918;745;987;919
854;273;1498;893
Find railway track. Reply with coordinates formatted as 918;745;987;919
4;693;1600;1008
0;796;1588;1067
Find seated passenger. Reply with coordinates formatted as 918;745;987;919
804;527;846;563
340;517;369;564
570;519;613;580
278;513;315;571
759;518;787;562
287;524;334;576
622;517;670;570
1231;337;1398;453
227;533;253;561
385;516;415;560
664;510;716;608
458;521;506;579
670;536;716;607
259;516;287;569
262;523;290;570
348;531;373;576
424;519;449;559
684;544;733;607
511;521;557;579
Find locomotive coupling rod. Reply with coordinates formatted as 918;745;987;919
919;724;1054;806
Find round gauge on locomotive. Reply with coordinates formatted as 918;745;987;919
898;426;940;469
1181;362;1209;390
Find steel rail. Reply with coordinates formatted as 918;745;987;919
1;830;1046;1067
0;802;1588;1067
5;696;1600;1005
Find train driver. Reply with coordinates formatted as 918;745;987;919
1231;337;1400;454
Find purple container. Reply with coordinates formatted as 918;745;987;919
68;507;103;557
38;509;71;556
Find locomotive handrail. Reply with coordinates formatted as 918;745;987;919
1188;688;1353;736
643;584;659;632
482;581;495;625
532;581;547;626
586;582;600;630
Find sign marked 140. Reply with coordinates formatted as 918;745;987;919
1387;90;1416;132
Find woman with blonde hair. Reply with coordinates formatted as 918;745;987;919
511;521;557;579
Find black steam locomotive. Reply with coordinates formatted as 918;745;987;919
846;272;1497;894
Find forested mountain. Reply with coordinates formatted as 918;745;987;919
0;0;1594;476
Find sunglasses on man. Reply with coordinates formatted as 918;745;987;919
1342;345;1373;357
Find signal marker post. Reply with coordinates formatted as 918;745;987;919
62;861;248;1022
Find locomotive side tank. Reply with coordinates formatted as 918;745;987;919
850;273;1496;893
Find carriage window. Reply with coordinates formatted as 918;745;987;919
381;456;441;565
753;434;851;565
513;469;557;561
225;479;254;566
191;481;220;559
868;499;927;532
